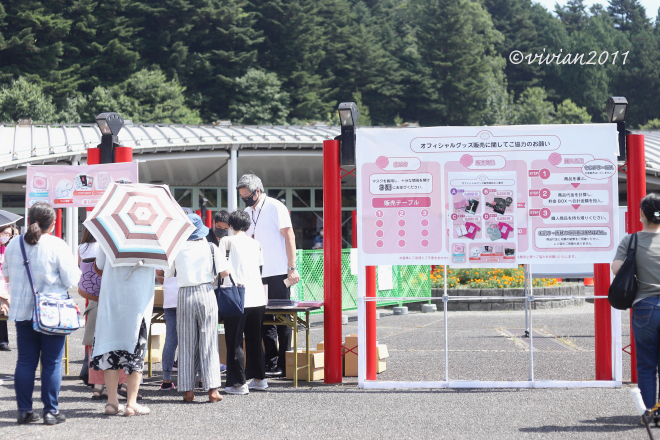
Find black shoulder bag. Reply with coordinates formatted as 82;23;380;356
608;233;638;310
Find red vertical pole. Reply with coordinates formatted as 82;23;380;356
627;134;646;383
55;209;62;238
86;148;101;214
195;209;202;218
354;209;377;378
366;266;377;379
593;263;612;379
323;140;342;383
206;210;213;228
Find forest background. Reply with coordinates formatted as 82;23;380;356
0;0;659;129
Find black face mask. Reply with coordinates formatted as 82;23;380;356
214;228;228;238
242;192;258;207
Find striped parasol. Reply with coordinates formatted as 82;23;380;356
83;182;194;272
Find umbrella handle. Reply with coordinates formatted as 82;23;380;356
125;260;144;281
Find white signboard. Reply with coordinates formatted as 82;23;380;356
356;124;619;267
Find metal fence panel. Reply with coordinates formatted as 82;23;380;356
294;249;431;314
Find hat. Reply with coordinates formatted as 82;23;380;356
181;207;194;214
187;214;209;241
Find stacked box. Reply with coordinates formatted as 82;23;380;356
154;286;164;308
144;323;166;362
285;350;324;381
343;335;388;376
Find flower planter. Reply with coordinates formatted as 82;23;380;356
419;284;585;311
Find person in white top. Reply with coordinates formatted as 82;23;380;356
237;173;300;377
219;210;268;395
165;214;230;403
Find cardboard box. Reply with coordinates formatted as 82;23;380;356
285;350;325;381
154;286;164;307
217;329;245;366
343;338;389;376
377;344;388;373
145;323;166;362
344;335;358;377
316;341;324;351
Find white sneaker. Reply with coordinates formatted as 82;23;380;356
247;379;268;390
225;384;249;395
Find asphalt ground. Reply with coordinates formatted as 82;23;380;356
0;299;652;439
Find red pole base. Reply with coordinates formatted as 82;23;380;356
366;266;377;380
593;263;612;380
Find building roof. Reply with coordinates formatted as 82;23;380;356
1;123;659;187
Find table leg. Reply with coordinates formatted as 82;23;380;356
148;324;153;378
64;336;69;375
306;311;310;382
293;314;298;387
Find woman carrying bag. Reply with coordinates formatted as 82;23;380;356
220;210;268;395
3;202;81;425
165;214;230;403
613;193;660;409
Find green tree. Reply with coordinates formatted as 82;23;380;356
480;68;516;125
411;0;505;125
608;0;650;32
67;69;202;124
60;0;141;92
120;69;202;124
0;1;76;100
554;99;592;123
639;119;660;130
132;0;262;121
229;68;290;124
353;91;372;126
245;0;327;121
556;0;589;34
0;77;57;122
514;87;555;124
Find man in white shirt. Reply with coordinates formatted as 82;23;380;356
237;173;300;377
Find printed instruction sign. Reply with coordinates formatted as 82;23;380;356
356;124;619;267
26;163;138;208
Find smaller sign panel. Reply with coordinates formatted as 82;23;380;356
26;163;139;208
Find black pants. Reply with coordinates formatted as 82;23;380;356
224;306;266;387
262;274;291;371
0;320;8;345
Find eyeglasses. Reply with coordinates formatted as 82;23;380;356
0;231;12;237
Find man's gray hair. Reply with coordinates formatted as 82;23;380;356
237;173;264;193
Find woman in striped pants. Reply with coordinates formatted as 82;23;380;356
165;214;230;403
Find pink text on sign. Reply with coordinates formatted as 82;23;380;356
372;197;432;208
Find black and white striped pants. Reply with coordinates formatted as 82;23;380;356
176;283;221;391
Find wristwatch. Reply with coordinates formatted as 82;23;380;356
288;266;297;271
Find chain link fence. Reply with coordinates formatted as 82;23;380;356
293;249;431;314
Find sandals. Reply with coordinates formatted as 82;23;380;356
104;403;124;415
117;384;143;400
124;404;150;417
92;385;107;400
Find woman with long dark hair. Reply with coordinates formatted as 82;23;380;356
3;202;81;425
613;193;660;409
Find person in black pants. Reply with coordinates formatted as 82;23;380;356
221;210;268;394
237;173;300;377
0;320;9;351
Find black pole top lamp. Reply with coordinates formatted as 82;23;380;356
337;102;359;166
95;112;124;164
606;97;628;123
605;97;628;161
